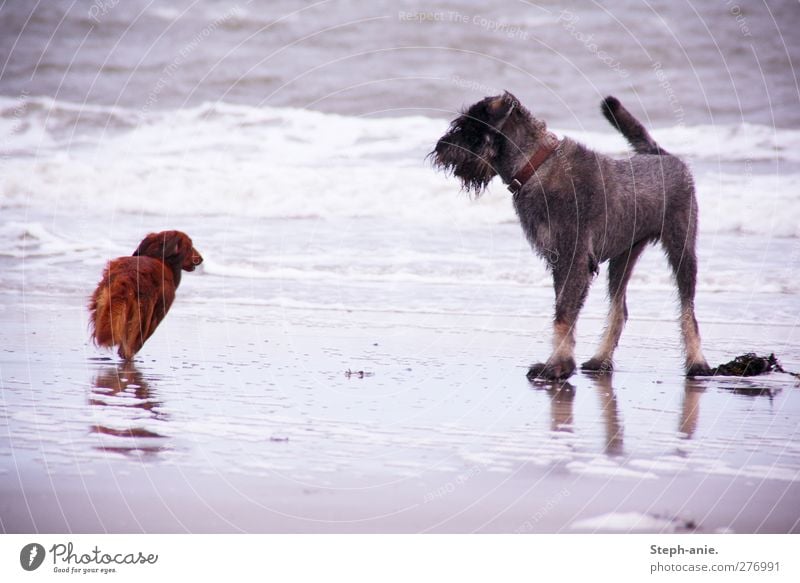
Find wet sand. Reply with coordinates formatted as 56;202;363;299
1;292;798;533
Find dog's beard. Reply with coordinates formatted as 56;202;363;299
429;134;498;195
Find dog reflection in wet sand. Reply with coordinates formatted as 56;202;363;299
542;378;623;456
91;363;167;457
89;231;202;361
91;364;165;423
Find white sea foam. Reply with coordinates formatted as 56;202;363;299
1;97;797;300
570;512;679;532
1;222;796;299
0;221;107;259
1;97;798;237
566;459;658;480
568;122;800;162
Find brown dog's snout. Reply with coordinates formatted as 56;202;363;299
182;247;203;271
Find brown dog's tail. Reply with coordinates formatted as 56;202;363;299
89;271;142;361
602;96;669;156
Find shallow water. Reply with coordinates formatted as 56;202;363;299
1;275;798;532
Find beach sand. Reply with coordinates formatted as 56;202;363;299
1;289;798;534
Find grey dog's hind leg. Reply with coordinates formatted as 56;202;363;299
582;239;648;372
662;218;711;376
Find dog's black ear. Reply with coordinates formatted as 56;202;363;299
486;92;518;129
502;90;519;107
486;94;510;117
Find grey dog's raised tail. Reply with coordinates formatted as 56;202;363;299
602;96;668;155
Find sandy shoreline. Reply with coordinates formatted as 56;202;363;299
1;292;798;533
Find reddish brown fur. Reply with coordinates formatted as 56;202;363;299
89;231;202;360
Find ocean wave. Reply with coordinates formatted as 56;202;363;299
566;122;800;163
0;221;108;259
3;96;799;159
200;251;796;294
1;97;799;237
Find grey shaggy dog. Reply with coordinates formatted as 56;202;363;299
430;92;712;380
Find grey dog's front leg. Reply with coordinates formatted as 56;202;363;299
528;256;592;380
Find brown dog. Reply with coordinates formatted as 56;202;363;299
89;231;202;360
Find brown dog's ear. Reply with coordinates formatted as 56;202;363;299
163;232;180;259
163;231;189;262
132;231;192;267
163;231;203;271
132;232;161;257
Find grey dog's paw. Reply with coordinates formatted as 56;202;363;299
527;358;576;381
581;357;614;373
686;361;714;377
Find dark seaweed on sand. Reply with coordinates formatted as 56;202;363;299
713;353;787;377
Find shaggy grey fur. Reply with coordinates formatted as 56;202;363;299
431;92;712;380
